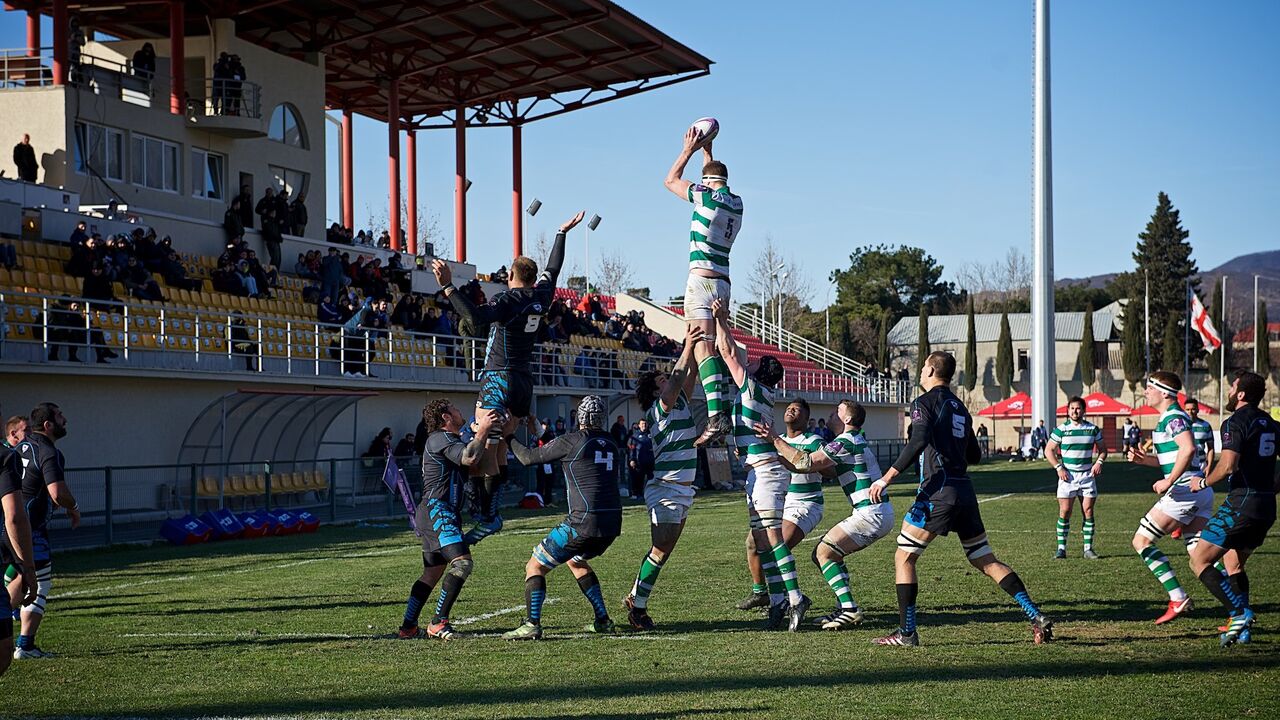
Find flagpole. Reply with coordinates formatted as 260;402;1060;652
1144;270;1150;375
1255;274;1261;372
1219;275;1227;413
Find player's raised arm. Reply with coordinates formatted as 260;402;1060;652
712;299;746;387
542;211;583;286
433;259;495;328
507;429;573;466
664;127;702;199
661;325;703;412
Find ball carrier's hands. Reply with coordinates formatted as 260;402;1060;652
559;211;586;234
431;259;453;294
664;127;707;199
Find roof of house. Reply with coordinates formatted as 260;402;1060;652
888;302;1122;346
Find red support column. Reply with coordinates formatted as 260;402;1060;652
341;109;354;229
454;107;467;263
27;8;41;57
512;124;523;259
168;0;185;114
51;0;67;86
406;128;418;256
387;80;402;252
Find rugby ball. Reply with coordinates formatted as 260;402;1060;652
690;117;719;144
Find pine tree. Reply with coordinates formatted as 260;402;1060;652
1133;192;1199;363
964;297;977;391
1078;303;1096;391
1121;299;1144;392
1258;301;1272;377
995;310;1013;396
1162;315;1182;373
915;305;930;375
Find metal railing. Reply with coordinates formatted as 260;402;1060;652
190;78;262;120
0;47;52;87
732;304;872;377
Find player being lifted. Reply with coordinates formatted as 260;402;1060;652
1186;370;1278;645
758;400;894;630
1044;396;1107;559
432;210;585;545
622;325;702;630
396;401;497;641
868;352;1053;646
711;299;809;630
735;399;828;614
503;397;623;640
1126;371;1213;625
664;126;743;447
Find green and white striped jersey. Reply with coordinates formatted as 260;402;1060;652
733;377;777;466
1153;404;1204;484
783;432;825;504
822;430;883;509
1190;418;1214;470
647;393;698;485
1048;420;1103;473
687;183;743;277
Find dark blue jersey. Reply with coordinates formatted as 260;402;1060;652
419;430;468;510
17;433;66;533
511;429;621;536
891;385;982;494
1219;405;1279;493
0;445;22;564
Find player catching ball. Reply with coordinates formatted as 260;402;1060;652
664;121;744;447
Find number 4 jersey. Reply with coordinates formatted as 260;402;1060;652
509;429;623;537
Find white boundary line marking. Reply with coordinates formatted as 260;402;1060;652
453;598;558;626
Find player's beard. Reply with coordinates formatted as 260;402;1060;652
1225;393;1239;412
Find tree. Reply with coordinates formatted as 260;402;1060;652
1078;303;1096;390
831;244;964;320
1123;192;1199;363
1207;280;1232;382
1056;283;1118;313
995;310;1013;396
963;297;977;391
747;235;813;330
875;310;890;370
594;249;634;296
363;202;445;258
625;287;651;300
1258;301;1272;378
915;305;930;375
1121;300;1145;392
954;247;1031;313
1162;315;1182;373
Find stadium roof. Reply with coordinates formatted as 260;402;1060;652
14;0;712;127
888;302;1123;346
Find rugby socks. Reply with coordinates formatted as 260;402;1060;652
998;572;1042;621
433;569;466;623
819;560;858;610
1055;518;1069;552
1231;571;1250;608
629;551;665;609
770;543;804;605
17;634;33;651
1139;546;1187;601
1082;518;1095;551
1198;566;1245;615
751;582;767;595
524;575;546;625
1214;560;1229;576
576;571;609;621
757;548;785;606
698;356;728;415
896;583;918;634
401;579;434;629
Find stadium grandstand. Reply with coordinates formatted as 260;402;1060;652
0;0;907;550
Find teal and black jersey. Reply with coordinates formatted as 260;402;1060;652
511;430;622;537
891;386;982;495
1219;406;1279;493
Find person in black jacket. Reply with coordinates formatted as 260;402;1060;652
224;198;245;242
868;351;1053;647
500;396;621;640
289;192;307;236
12;134;37;182
236;185;254;229
260;207;283;270
80;263;117;310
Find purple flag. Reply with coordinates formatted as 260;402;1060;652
382;452;418;533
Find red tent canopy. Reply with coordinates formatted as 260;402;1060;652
977;392;1033;419
1131;392;1217;416
1057;392;1133;417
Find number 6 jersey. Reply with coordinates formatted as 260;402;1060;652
509;429;622;536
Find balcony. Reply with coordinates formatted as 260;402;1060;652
185;79;265;138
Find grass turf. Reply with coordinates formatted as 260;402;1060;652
4;460;1278;719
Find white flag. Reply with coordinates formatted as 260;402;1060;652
1190;292;1221;351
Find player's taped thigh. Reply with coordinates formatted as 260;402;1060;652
754;507;784;530
1137;512;1169;541
24;565;52;616
896;528;931;556
445;556;473;581
960;533;994;561
813;537;847;566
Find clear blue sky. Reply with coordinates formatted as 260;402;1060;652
6;1;1277;306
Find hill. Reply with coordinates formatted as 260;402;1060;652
1058;249;1280;313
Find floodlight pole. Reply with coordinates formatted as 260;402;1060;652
1030;0;1057;432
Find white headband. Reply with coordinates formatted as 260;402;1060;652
1147;378;1179;398
701;175;727;183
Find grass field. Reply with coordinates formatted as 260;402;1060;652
5;460;1278;719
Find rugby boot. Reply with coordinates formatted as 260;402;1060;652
764;601;789;631
585;616;617;634
1154;597;1193;625
396;624;424;639
735;590;770;611
1082;548;1100;560
623;595;656;631
1220;609;1255;647
873;629;920;647
427;620;460;641
1170;526;1184;540
693;412;732;448
12;645;54;659
820;608;865;631
1030;614;1055;644
1054;549;1066;559
787;594;812;633
503;621;543;641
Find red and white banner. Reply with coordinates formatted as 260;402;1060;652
1190;292;1221;351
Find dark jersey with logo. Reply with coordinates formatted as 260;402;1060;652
448;276;557;373
0;445;22;564
1220;405;1280;493
891;385;982;494
17;433;66;533
511;429;622;536
420;430;468;510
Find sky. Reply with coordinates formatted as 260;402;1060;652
6;1;1277;307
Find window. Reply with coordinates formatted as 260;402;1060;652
73;122;123;180
268;104;307;148
1017;349;1029;372
190;149;226;200
130;134;179;192
268;165;309;199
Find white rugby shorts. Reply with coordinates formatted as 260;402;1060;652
745;462;789;515
833;502;894;548
645;480;696;525
782;499;824;536
1056;469;1098;499
1152;483;1214;525
684;275;731;321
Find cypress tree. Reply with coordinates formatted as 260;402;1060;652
915;305;930;375
1121;300;1144;392
1258;301;1272;377
964;297;978;391
1162;315;1182;373
875;310;890;370
995;310;1013;396
1078;303;1096;391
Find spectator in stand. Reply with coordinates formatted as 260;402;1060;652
260;207;283;270
628;418;655;499
393;433;415;458
212;260;242;295
13;133;37;182
120;256;164;301
363;428;393;459
320;247;344;304
386;253;410;293
318;295;342;324
289;192;307;236
81;263;117;309
69;221;88;247
361;298;390;337
229;313;258;371
604;313;624;340
274;188;291;226
224;197;245;243
0;240;15;271
131;42;156;79
491;265;509;284
254;187;276;228
228;54;246;115
376;230;391;249
212;52;231;114
160;250;201;292
5;415;27;449
294;253;316;280
245;250;275;296
237;185;254;229
46;298;116;363
815;417;835;442
235;261;261;298
390;294;420;329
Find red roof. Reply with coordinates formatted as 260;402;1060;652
977;392;1033;419
1057;392;1132;417
1131;393;1217;416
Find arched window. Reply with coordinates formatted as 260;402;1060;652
269;103;307;149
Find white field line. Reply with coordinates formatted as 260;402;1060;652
453;598;559;626
979;484;1055;503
